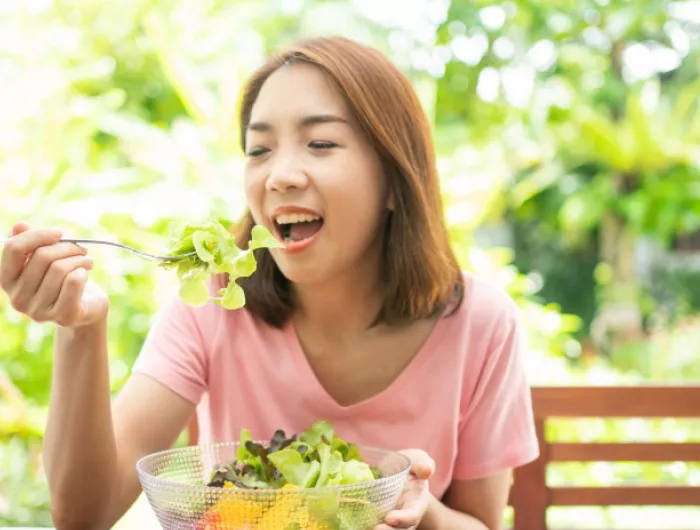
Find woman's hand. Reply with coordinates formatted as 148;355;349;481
0;222;109;328
376;449;435;530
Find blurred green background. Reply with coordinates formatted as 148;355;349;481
1;0;699;528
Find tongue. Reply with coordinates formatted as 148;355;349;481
289;220;323;242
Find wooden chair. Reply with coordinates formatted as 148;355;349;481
509;386;700;530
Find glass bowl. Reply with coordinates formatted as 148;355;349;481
136;442;411;529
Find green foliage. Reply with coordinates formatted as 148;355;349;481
432;0;700;342
645;264;700;323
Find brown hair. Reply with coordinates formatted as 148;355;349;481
232;36;464;328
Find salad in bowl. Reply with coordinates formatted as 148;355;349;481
136;421;411;529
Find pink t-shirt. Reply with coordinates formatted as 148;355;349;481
132;272;539;499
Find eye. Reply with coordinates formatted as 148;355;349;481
309;141;337;150
246;146;270;157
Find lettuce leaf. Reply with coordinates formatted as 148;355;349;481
267;449;322;488
209;421;380;490
161;213;282;310
299;420;334;448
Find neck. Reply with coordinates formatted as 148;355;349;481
291;262;384;339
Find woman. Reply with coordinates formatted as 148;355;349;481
0;37;538;529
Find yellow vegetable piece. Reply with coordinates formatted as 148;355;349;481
198;493;266;529
254;485;327;530
197;484;329;530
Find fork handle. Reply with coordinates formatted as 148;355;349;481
1;237;191;262
59;238;186;262
0;236;159;261
60;238;154;257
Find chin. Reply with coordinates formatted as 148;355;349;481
272;258;334;287
275;265;323;286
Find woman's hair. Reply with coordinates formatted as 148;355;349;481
233;36;464;328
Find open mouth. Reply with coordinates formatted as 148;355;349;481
273;213;325;244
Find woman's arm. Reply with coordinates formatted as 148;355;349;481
45;325;194;529
3;225;209;529
420;471;512;530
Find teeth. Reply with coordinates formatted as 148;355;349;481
275;213;321;224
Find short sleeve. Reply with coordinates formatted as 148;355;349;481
452;302;539;480
131;290;209;405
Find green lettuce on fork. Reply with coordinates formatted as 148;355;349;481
160;214;282;310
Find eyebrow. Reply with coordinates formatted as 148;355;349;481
246;114;349;133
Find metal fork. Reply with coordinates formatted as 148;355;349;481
0;237;197;263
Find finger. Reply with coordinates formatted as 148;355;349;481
376;509;420;529
50;267;89;328
380;477;429;529
9;243;88;314
29;255;94;321
375;519;417;530
11;221;31;236
399;449;435;479
382;502;423;528
0;227;63;290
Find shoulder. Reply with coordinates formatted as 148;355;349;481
428;271;524;386
447;271;540;482
448;270;521;337
450;273;533;422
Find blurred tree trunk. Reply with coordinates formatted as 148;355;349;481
590;40;644;351
592;173;643;350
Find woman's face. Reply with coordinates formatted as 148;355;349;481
244;62;390;286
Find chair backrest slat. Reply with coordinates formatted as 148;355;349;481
509;386;700;530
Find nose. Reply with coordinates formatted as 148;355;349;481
266;151;309;193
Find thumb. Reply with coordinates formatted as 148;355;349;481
11;221;31;237
399;449;435;480
78;280;108;326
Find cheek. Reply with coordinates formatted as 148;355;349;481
326;162;387;234
243;167;265;221
352;162;387;215
333;151;385;202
